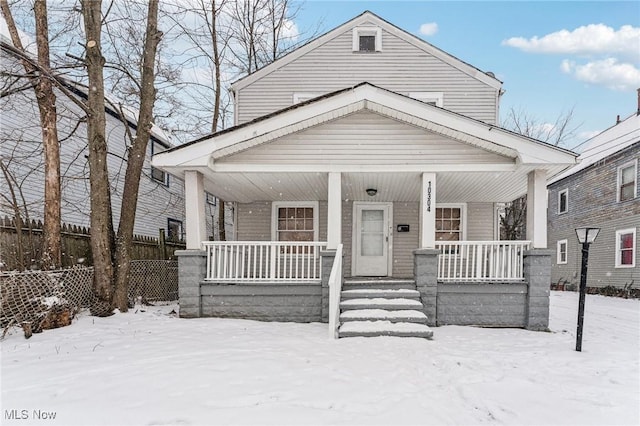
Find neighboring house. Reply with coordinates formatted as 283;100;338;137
548;111;640;290
153;11;577;337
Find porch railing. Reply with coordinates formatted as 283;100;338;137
437;241;530;282
203;241;327;282
328;244;344;339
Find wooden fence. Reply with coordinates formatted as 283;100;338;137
0;216;185;271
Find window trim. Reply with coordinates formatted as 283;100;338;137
271;201;319;242
558;188;568;214
150;140;169;186
409;92;444;108
167;218;183;241
557;239;568;264
615;228;636;268
617;159;637;202
292;93;320;104
352;26;382;52
435;203;467;242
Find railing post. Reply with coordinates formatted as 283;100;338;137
321;249;338;323
270;244;277;280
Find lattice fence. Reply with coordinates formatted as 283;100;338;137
1;260;178;338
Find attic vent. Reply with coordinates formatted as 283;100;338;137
353;26;382;52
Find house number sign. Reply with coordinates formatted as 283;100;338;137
426;181;432;212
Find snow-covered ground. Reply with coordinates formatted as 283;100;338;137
1;291;638;426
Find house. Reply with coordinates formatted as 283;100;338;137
152;11;577;338
548;108;639;291
0;37;231;268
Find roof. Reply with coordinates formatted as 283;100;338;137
153;82;576;171
549;113;640;185
230;10;502;93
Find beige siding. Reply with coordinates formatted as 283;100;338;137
225;111;511;166
466;202;496;240
392;202;420;278
237;201;328;242
237;24;498;125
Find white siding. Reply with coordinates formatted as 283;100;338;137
224;111;511;166
237;22;498;125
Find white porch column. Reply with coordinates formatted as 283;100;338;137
327;172;342;249
419;172;436;249
526;169;548;249
184;170;207;249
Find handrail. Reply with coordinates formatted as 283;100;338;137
328;244;344;339
203;241;327;281
437;240;530;281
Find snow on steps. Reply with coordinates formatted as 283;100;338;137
342;279;416;291
339;320;434;339
340;309;428;324
341;289;421;300
340;297;423;311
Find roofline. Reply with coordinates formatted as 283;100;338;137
230;10;502;93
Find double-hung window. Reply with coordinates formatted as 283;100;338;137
618;160;637;202
272;202;319;242
558;189;568;214
150;140;169;186
435;205;466;242
615;228;636;268
557;239;568;264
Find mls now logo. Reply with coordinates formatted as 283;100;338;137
5;409;57;421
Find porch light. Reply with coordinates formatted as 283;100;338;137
366;188;377;196
574;226;600;352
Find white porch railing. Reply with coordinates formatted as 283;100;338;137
328;244;344;339
437;241;530;282
203;241;327;281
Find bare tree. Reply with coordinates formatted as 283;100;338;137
113;0;162;312
1;0;62;269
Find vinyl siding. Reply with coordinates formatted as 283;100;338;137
237;200;496;278
0;82;186;239
548;142;640;288
236;22;498;125
225;111;512;166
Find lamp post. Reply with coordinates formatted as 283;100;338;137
574;227;600;352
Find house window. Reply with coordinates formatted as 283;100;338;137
292;93;320;104
167;218;183;241
271;201;319;242
557;239;568;264
352;26;382;52
150;140;169;186
618;160;637;202
558;188;568;214
409;92;444;108
436;205;466;242
206;192;216;205
615;228;636;268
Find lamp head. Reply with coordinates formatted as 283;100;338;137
366;188;377;197
575;227;600;244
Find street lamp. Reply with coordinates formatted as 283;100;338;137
574;227;600;352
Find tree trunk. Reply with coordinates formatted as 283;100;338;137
113;0;161;312
1;0;62;270
81;0;115;316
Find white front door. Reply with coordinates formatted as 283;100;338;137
353;202;392;276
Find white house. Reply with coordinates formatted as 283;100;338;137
153;11;577;338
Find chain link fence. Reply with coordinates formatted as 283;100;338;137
1;260;178;338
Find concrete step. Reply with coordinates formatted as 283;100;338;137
340;297;423;311
338;320;434;339
343;279;416;291
341;289;421;300
340;309;428;324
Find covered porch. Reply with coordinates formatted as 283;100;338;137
152;83;577;333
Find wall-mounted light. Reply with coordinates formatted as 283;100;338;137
366;188;377;197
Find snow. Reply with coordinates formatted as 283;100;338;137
340;309;427;320
1;292;639;426
340;298;423;307
339;320;433;333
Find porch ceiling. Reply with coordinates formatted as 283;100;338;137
201;167;565;204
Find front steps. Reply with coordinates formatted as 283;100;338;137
337;280;433;339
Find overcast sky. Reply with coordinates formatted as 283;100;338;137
291;1;640;150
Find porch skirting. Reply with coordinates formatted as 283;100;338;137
176;248;551;330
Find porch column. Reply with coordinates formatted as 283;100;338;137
327;172;342;249
184;170;207;249
526;169;547;249
419;172;436;248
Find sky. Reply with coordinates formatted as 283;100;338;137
290;1;640;150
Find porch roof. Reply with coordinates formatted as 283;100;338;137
153;83;577;203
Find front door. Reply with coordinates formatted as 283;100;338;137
353;202;392;276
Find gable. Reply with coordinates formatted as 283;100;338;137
221;110;514;166
233;12;501;125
